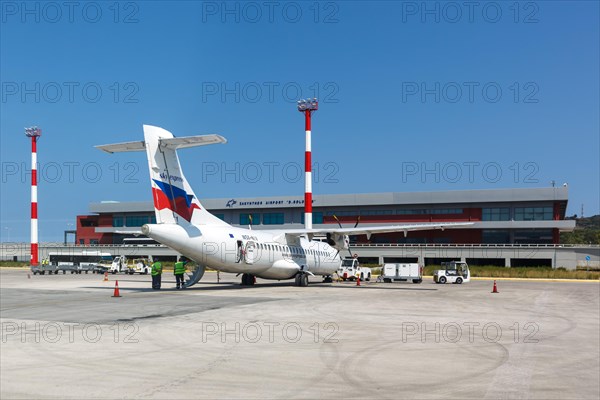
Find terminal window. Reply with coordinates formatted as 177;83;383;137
360;210;393;216
514;229;553;244
325;210;358;217
263;213;284;225
214;214;226;221
80;219;97;227
431;208;463;214
514;207;553;221
396;209;428;215
301;212;324;224
482;230;510;243
482;208;510;221
125;215;155;226
240;213;261;225
112;216;124;227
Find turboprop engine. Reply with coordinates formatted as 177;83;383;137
326;233;350;251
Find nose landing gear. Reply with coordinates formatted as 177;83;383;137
294;273;309;287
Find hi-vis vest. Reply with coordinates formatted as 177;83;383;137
174;261;186;275
151;262;162;276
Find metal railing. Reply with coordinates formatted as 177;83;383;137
349;243;600;249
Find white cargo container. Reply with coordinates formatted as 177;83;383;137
381;263;423;283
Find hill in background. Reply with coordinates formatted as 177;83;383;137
561;215;600;244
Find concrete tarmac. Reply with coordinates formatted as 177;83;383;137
1;269;598;399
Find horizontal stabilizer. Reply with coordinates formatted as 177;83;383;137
96;134;227;154
97;124;230;228
96;141;145;153
159;135;227;149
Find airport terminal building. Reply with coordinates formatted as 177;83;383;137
76;187;575;246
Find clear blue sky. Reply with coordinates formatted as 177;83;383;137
1;1;598;242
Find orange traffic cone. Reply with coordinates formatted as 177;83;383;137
492;280;499;294
103;272;108;282
356;276;361;286
112;280;122;297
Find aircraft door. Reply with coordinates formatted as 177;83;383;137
244;241;257;265
236;241;243;263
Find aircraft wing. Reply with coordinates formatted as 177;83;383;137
114;229;144;235
281;222;473;240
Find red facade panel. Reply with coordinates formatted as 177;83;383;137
76;215;112;245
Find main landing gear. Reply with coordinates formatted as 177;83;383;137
241;273;255;286
294;273;309;287
322;275;333;283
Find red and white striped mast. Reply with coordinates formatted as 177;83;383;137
25;126;42;266
297;98;318;229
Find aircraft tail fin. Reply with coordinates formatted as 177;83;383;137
96;125;229;227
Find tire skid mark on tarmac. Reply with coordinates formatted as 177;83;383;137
483;289;553;399
120;297;340;399
336;337;509;399
308;295;518;399
233;297;345;399
134;343;239;398
306;301;511;399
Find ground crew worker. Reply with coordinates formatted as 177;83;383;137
151;259;162;290
174;257;187;290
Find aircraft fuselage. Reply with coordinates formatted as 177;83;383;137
142;223;341;280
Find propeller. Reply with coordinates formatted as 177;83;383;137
332;214;343;229
330;215;343;259
332;214;361;259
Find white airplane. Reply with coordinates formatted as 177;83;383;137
97;125;472;287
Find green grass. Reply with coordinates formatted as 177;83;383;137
0;261;29;268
